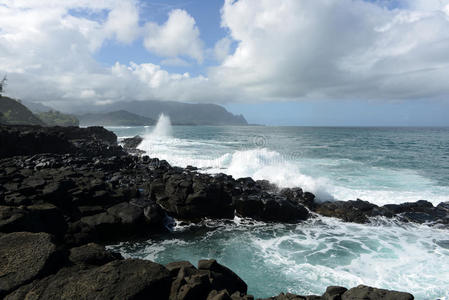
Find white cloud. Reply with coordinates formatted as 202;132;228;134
1;0;449;109
214;37;232;62
104;1;140;44
144;9;204;63
210;0;449;101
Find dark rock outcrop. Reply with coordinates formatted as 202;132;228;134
341;285;413;300
0;124;438;299
0;232;59;296
6;259;172;300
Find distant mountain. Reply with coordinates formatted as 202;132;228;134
78;110;155;126
95;100;247;125
37;110;79;126
0;96;45;125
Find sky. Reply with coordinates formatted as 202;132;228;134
0;0;449;126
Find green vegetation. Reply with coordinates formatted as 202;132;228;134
36;110;79;126
0;96;44;125
78;110;154;126
0;75;6;96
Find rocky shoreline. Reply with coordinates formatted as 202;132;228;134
1;125;444;299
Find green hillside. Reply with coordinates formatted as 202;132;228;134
78;110;155;126
0;96;45;125
37;110;79;126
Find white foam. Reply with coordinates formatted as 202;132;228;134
110;216;449;299
136;129;449;205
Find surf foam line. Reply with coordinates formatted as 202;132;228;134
108;215;449;299
137;132;449;205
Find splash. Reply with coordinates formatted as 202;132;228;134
151;113;172;138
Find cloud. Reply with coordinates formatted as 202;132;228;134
0;1;212;109
1;0;449;110
104;1;140;44
214;37;232;62
211;0;449;101
144;9;204;63
160;57;191;67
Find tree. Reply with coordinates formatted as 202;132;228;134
0;74;7;96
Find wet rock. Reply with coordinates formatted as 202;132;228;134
0;232;58;296
121;135;143;149
341;285;413;300
155;173;234;220
235;193;309;223
198;259;247;295
315;200;380;223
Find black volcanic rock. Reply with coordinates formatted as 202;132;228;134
0;232;59;296
0;124;439;299
152;172;235;220
121;135;143;149
6;259;172;300
68;243;122;267
198;259;248;295
235;193;309;223
341;285;413;300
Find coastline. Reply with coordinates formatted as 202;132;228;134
1;125;446;299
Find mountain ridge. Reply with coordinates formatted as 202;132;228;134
90;100;248;126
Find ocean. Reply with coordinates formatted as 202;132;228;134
108;117;449;299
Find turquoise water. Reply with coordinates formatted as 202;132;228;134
109;124;449;299
111;125;449;205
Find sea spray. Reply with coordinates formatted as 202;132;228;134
151;113;173;138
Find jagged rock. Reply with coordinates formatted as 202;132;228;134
198;259;247;295
0;204;66;236
315;200;380;223
235;193;309;223
341;285;413;300
154;173;234;220
258;293;320;300
0;232;58;296
5;259;172;300
122;135;143;149
322;286;347;300
165;261;197;277
208;289;232;300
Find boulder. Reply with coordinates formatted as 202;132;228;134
5;259;171;300
165;260;197;277
341;285;413;300
198;259;247;295
322;286;348;300
0;232;58;296
315;200;380;223
69;243;122;267
0;204;67;236
235;193;309;223
155;173;234;220
122;135;143;149
207;290;232;300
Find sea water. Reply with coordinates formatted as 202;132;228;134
108;121;449;299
